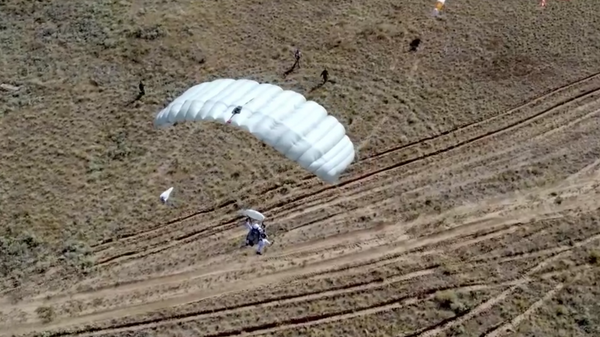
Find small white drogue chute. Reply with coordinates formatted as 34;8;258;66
153;78;356;184
160;187;174;205
241;209;265;222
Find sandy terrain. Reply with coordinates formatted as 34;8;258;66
1;0;600;336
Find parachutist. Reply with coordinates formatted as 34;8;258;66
321;69;329;84
409;38;421;52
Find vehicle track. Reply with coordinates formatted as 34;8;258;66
36;269;437;337
5;203;578;336
78;265;591;337
482;282;567;337
403;233;600;337
26;221;557;318
48;161;600;313
297;179;600;281
26;164;598;314
5;196;599;336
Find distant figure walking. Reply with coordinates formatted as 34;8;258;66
284;48;302;77
409;38;421;52
294;48;302;68
126;80;146;106
320;69;329;84
138;81;145;96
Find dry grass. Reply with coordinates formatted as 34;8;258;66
1;0;600;336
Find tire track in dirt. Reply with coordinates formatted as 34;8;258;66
7;181;599;335
91;199;236;249
362;71;600;163
297;218;524;281
2;209;550;336
298;222;527;282
94;212;245;267
40;269;436;337
404;233;600;337
76;170;600;320
64;282;522;337
210;283;521;337
299;182;600;281
13;213;518;319
482;282;566;337
89;72;600;255
73;267;589;337
539;264;595;280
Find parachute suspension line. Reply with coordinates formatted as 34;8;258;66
357;58;421;155
167;123;200;170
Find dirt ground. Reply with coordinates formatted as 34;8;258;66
1;0;600;336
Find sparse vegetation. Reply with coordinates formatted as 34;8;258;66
588;250;600;265
35;306;55;323
1;0;600;336
435;290;467;314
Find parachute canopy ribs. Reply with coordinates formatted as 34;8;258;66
154;79;356;183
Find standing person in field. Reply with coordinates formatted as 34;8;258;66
284;48;303;77
320;69;329;84
294;48;302;69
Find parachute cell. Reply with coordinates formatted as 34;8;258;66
154;79;356;183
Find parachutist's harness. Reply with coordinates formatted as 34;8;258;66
246;224;266;247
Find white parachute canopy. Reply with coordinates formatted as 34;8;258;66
153;78;356;184
241;209;265;222
160;187;174;204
